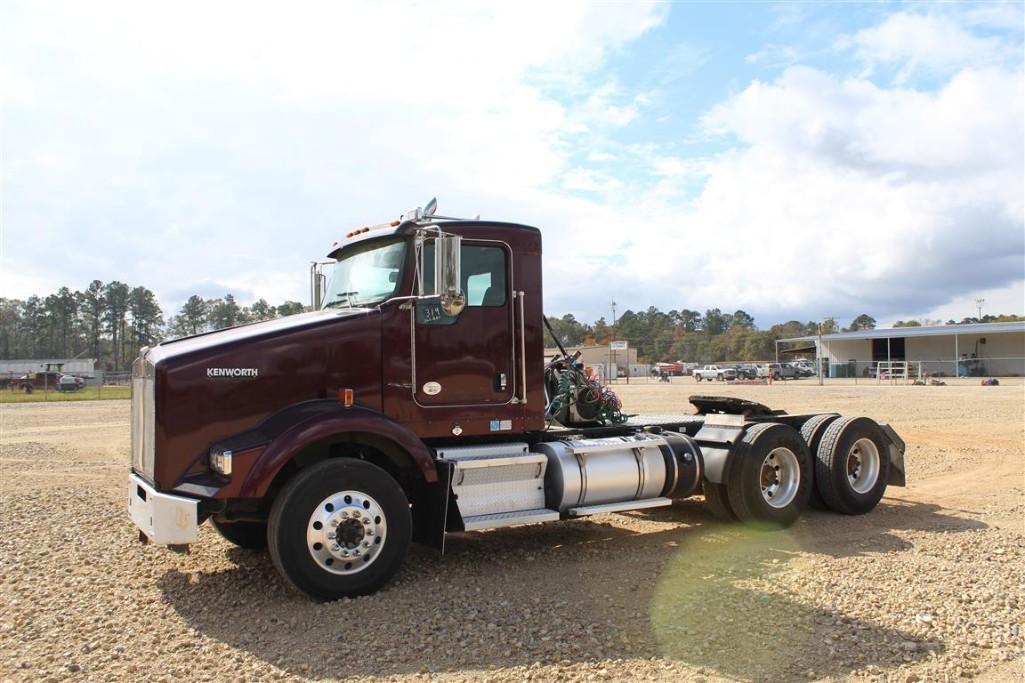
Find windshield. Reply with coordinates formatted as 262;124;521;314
322;237;407;309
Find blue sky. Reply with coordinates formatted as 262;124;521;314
2;1;1023;328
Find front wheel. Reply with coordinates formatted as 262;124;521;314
268;459;411;601
725;423;812;529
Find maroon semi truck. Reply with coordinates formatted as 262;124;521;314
128;200;906;601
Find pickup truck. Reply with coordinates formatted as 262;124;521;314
693;365;736;382
758;363;797;380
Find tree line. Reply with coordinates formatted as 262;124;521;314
0;282;305;371
545;309;1025;365
2;281;1021;371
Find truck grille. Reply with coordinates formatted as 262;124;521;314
131;357;156;482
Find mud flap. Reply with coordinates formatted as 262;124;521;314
879;423;907;487
411;460;454;552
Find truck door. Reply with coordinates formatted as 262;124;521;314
412;240;515;406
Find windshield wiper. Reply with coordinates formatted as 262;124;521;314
325;291;359;308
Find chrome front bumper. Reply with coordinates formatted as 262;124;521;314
128;473;199;544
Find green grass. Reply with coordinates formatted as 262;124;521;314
0;386;131;403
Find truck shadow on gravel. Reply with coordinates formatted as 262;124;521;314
157;497;976;681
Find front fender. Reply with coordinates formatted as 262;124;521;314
237;403;438;498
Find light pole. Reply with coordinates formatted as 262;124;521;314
975;298;985;321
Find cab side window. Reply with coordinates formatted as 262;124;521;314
418;242;508;324
462;245;507;307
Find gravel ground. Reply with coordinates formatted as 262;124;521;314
1;385;1022;682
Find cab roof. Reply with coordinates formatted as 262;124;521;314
326;220;540;259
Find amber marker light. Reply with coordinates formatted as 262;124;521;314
340;388;354;407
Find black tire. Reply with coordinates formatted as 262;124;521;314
815;417;890;515
695;376;702;382
702;481;738;521
268;459;411;601
799;414;840;510
22;384;32;394
716;374;723;381
725;422;812;529
211;519;267;549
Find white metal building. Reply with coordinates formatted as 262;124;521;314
0;358;97;376
777;322;1025;378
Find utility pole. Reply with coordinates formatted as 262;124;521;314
975;298;985;321
611;298;617;383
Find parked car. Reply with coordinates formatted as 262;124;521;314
693;365;737;382
736;364;759;379
757;363;797;380
791;361;816;378
58;374;86;392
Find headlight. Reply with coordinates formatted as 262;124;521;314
210;449;233;476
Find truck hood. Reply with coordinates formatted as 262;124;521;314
147;307;373;365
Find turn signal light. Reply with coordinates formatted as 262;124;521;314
340;388;354;407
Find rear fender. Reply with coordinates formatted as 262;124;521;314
694;414;747;484
238;404;438;499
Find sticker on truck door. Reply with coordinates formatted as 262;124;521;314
422;381;442;395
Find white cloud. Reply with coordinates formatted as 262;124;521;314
540;58;1024;323
1;2;1022;331
1;1;667;312
842;11;1018;81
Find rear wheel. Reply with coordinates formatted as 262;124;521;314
800;414;840;510
211;519;267;549
815;417;890;515
268;459;410;601
725;423;812;529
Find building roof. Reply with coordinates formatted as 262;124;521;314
778;321;1025;343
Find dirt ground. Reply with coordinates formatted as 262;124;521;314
1;384;1022;683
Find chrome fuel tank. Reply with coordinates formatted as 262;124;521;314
536;434;669;513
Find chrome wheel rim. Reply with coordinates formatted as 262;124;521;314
307;490;387;575
760;447;800;508
847;438;880;494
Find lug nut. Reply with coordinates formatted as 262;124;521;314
330;543;340;551
330;519;339;526
326;532;336;540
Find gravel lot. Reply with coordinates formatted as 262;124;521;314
1;384;1022;682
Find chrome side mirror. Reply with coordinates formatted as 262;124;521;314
436;233;465;316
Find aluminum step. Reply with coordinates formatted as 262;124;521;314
462;508;561;531
568;497;673;517
436;442;529;461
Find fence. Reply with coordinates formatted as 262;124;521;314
0;370;132;400
825;357;1024;382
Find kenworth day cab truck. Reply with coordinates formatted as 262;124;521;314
128;200;906;601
